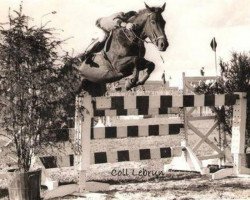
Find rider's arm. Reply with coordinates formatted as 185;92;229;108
113;12;126;28
117;19;135;30
114;12;135;30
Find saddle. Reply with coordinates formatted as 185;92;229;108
84;32;113;65
85;28;136;64
85;32;113;65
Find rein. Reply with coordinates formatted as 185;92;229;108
121;28;151;45
130;30;153;44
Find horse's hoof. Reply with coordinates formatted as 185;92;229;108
125;85;133;91
125;82;131;91
125;87;130;91
136;82;142;86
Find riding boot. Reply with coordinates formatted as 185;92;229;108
81;41;105;62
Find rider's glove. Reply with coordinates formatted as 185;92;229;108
121;22;135;30
125;23;135;30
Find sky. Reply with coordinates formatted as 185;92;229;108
1;0;250;87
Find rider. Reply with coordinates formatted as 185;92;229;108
80;11;137;61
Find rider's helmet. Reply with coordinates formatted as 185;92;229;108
124;11;137;20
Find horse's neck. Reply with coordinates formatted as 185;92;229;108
129;11;149;39
106;28;145;62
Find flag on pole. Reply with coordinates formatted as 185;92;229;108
210;37;217;51
210;37;218;75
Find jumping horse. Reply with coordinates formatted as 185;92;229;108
70;3;169;95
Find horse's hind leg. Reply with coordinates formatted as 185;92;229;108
136;59;155;86
77;62;124;83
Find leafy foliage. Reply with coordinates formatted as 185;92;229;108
0;4;81;171
195;52;250;145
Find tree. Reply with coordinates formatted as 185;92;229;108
195;52;250;146
0;4;75;171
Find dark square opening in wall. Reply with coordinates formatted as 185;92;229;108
139;149;151;160
94;110;105;117
94;152;107;164
111;96;124;109
169;124;183;135
127;126;139;137
183;95;194;107
160;95;172;108
136;96;149;115
117;150;130;162
205;95;215;106
149;125;159;136
225;94;238;106
160;147;171;158
105;127;117;138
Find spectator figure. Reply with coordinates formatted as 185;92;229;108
161;70;166;85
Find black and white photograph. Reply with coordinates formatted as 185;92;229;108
0;0;250;199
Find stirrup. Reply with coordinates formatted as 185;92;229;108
85;54;94;64
80;52;90;61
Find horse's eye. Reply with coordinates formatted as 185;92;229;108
151;20;156;24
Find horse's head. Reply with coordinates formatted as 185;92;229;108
135;3;169;51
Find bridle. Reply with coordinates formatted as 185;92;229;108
123;12;165;46
146;12;165;45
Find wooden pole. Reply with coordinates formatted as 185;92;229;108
182;72;188;143
231;93;247;174
78;94;92;193
215;49;218;76
218;124;222;167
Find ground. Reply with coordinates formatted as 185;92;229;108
38;162;250;200
1;117;250;199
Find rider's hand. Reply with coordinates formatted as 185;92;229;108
126;23;135;30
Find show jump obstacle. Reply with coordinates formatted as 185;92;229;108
40;91;250;199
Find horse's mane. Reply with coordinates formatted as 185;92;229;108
128;7;163;24
137;7;163;15
137;8;149;15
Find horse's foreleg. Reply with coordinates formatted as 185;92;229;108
136;60;155;86
125;67;139;90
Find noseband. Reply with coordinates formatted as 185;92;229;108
152;34;165;45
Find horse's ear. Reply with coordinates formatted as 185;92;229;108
161;3;166;12
144;2;153;12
